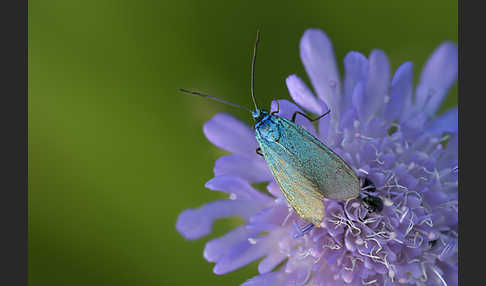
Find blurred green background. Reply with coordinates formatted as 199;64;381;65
29;1;457;285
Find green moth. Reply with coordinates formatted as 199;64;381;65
181;31;360;228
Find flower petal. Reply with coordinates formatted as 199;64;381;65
203;113;257;154
270;99;317;137
242;272;284;286
258;251;287;274
286;74;324;114
214;155;272;183
362;49;390;123
426;107;457;136
318;111;332;145
445;132;457;156
415;42;458;116
300;29;341;119
176;200;263;240
249;205;289;226
401;110;428;139
343;51;368;111
438;132;457;169
385;62;413;123
204;226;249;262
266;181;283;198
213;239;269;274
438;261;458;286
205;175;271;201
352;81;366;121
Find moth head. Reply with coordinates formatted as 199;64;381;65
252;109;268;123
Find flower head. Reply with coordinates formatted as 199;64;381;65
176;29;458;286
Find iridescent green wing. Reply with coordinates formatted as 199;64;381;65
256;118;324;226
255;115;359;226
274;116;360;201
261;141;325;226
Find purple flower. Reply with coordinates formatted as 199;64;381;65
176;29;458;286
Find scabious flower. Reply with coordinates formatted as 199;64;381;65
176;29;458;286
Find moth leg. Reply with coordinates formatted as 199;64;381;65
292;220;315;238
255;147;263;156
291;110;331;123
271;100;280;115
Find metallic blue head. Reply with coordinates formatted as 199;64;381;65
252;109;269;124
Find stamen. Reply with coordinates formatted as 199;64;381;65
361;278;377;285
407;259;421;264
399;207;409;223
361;185;375;191
369;143;383;157
431;266;448;286
365;237;383;254
357;248;381;261
281;208;294;226
420;262;428;282
300;268;312;286
345;219;362;235
322;240;341;250
358;168;369;175
343;257;355;271
419;216;434;227
374;158;385;165
438;239;456;261
406;231;424;248
366;231;389;239
388;269;395;282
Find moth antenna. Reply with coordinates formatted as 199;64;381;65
250;30;260;111
179;88;251;113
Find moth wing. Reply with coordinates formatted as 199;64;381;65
262;142;325;226
277;117;360;200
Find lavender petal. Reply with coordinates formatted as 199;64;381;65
362;49;390;123
205;175;272;201
213;238;269;274
426;107;457;136
385;62;413;123
343;51;368;111
258;251;287;274
242;272;283;286
176;200;263;240
286;74;324;114
204;226;249;262
300;29;341;120
214;154;272;183
415;42;458;116
203;113;257;154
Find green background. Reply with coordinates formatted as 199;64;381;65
29;1;457;285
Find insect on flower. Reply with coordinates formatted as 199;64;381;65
180;31;360;230
177;28;458;285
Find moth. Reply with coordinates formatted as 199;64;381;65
181;31;360;228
